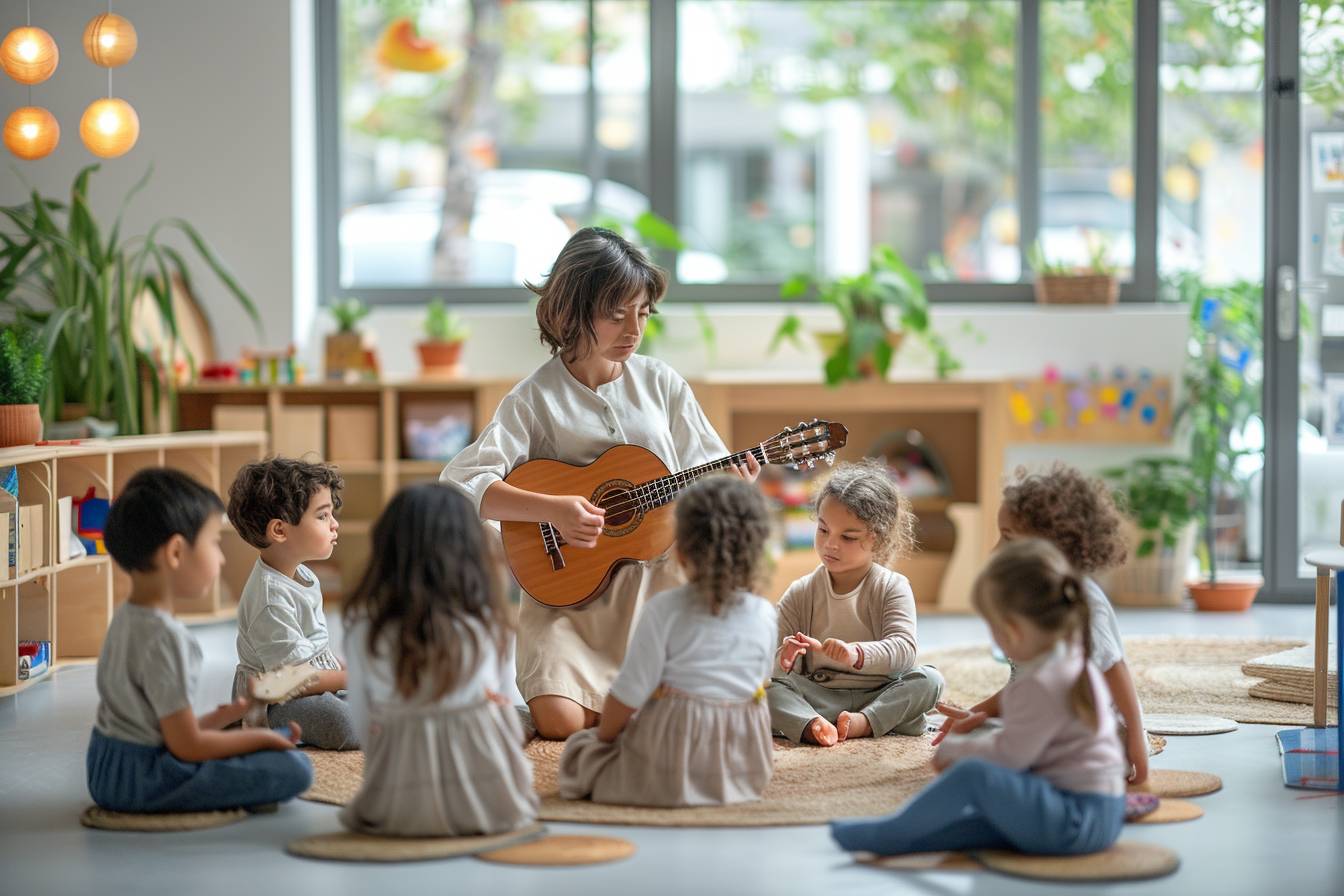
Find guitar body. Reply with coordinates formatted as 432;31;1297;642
502;444;676;609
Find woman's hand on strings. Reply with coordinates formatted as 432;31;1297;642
552;495;605;548
731;451;761;483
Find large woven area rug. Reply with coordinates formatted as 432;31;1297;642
304;736;940;827
923;636;1337;726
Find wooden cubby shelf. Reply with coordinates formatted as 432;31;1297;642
0;431;265;696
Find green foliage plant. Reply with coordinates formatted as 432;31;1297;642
0;326;48;406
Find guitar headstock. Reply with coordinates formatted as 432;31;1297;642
762;419;848;471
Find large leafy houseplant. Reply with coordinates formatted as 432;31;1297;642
0;164;261;434
771;245;961;384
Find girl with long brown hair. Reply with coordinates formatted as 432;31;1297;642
339;483;537;837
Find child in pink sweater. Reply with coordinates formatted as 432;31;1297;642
831;538;1126;857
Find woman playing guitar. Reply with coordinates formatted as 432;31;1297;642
441;227;758;740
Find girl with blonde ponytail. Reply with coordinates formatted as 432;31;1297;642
831;539;1126;858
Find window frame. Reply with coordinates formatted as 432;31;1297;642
316;0;1165;306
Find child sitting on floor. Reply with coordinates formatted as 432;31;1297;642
228;457;358;750
831;538;1127;857
87;468;311;814
339;482;537;837
935;464;1148;783
768;459;943;746
559;475;778;807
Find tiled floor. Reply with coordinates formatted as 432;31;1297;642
2;603;1340;895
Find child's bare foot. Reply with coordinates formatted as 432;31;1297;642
837;711;872;740
802;717;839;747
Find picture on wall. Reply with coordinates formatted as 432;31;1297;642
1324;204;1344;276
1324;376;1344;447
1311;132;1344;192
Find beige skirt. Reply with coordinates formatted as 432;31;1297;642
558;689;774;807
339;699;539;838
516;553;685;712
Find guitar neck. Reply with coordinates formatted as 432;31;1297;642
636;445;769;512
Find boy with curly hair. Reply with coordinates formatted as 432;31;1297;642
935;463;1148;784
228;457;358;750
768;459;944;747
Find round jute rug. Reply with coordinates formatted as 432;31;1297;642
80;805;249;832
1144;713;1238;735
976;841;1180;882
1132;798;1204;824
286;822;547;862
921;636;1335;726
476;834;636;866
1129;768;1222;799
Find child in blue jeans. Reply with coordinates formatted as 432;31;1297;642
86;468;312;813
830;538;1126;857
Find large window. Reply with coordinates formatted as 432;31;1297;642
317;0;1269;303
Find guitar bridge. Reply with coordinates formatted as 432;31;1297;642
539;522;565;571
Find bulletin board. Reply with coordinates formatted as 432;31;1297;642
1006;369;1173;444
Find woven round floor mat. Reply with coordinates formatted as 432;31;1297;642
476;834;636;866
1144;713;1238;735
1129;768;1222;798
1132;799;1204;824
976;841;1180;882
861;852;981;873
286;822;547;862
80;805;249;832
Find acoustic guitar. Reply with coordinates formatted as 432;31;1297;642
501;419;848;608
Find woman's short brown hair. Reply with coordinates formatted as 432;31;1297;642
529;227;667;357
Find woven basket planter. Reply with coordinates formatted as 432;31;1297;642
1034;273;1119;305
0;403;42;448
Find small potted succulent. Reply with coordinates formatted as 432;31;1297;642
417;299;469;376
0;326;48;447
325;297;371;381
1030;234;1120;305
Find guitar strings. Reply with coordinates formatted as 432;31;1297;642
537;430;838;541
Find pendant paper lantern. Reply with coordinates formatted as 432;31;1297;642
1;26;58;85
83;13;137;68
3;106;59;159
80;97;139;158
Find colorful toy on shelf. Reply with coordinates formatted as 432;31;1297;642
73;487;109;555
18;640;49;680
199;362;240;383
239;345;301;386
1006;365;1172;443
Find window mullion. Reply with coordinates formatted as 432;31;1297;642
648;0;679;278
1132;0;1160;299
1017;0;1041;283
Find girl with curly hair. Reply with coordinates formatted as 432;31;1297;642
934;463;1149;785
768;459;944;747
558;476;777;807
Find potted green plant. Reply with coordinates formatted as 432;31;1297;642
0;326;47;447
770;245;961;384
0;164;261;435
1171;276;1264;611
1030;234;1119;305
417;299;469;375
325;297;371;380
1101;456;1200;606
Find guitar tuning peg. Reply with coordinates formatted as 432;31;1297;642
825;453;835;466
806;458;816;470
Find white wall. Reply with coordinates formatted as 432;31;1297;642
0;0;295;357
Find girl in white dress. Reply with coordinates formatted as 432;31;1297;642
339;483;537;837
558;475;778;807
442;227;758;740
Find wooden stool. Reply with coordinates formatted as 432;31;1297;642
1303;500;1343;729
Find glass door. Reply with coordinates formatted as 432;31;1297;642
1265;2;1344;601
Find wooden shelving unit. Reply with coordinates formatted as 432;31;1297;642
0;431;266;696
173;374;1172;613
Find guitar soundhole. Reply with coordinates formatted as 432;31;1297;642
594;480;641;536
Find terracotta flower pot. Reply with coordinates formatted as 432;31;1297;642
416;340;463;375
0;403;43;448
1187;579;1260;612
